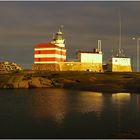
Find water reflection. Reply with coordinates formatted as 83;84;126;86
29;88;140;132
75;92;103;118
0;89;140;138
111;93;131;132
30;89;69;124
29;89;104;123
112;93;131;102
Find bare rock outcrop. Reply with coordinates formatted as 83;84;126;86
39;77;53;87
28;77;42;88
0;74;54;88
28;77;53;88
18;80;29;88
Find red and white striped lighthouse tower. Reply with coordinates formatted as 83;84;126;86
34;28;66;64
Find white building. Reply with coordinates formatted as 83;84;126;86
76;41;103;72
77;52;102;63
77;40;102;64
107;57;132;72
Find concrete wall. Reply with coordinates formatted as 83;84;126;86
59;62;103;72
112;65;132;72
32;63;60;71
32;62;103;72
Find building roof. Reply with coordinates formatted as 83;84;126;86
34;43;59;48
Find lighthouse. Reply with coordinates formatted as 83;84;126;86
33;29;66;64
51;29;65;48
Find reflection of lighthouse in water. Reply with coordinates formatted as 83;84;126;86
29;89;69;124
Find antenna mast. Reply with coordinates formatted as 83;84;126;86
52;33;55;39
119;9;122;56
60;25;64;32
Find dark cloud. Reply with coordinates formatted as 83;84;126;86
0;1;139;70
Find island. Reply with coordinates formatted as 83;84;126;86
0;71;140;93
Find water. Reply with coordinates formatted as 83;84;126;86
0;89;140;138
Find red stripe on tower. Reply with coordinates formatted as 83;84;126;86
33;29;66;64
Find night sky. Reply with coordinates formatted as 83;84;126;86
0;1;139;70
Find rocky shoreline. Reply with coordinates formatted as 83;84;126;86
0;71;140;92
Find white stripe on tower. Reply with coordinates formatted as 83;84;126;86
34;54;66;59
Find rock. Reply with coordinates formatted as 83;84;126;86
28;77;54;88
22;75;31;80
29;77;42;88
39;77;53;87
51;79;63;87
3;82;18;88
89;77;96;81
3;83;14;88
12;82;19;88
18;80;29;88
